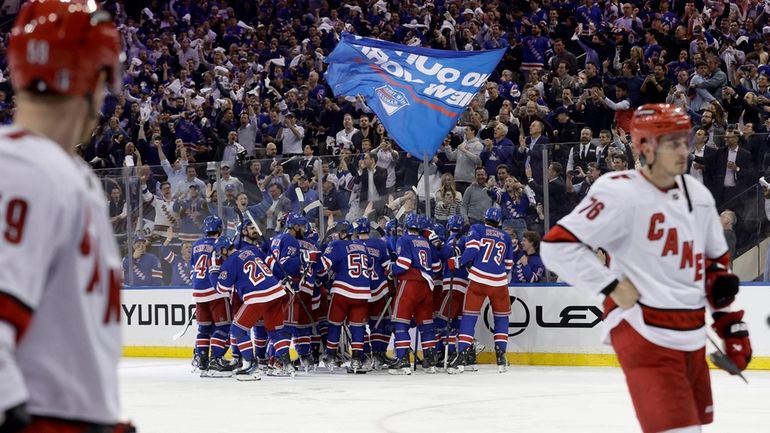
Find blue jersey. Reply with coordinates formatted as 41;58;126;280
521;35;551;70
316;239;371;300
212;247;285;304
160;245;192;286
266;232;301;281
385;235;399;262
393;233;439;288
123;253;163;286
512;253;545;283
190;236;227;302
460;224;514;287
297;238;317;297
362;237;390;302
440;234;470;294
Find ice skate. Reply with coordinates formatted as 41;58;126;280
422;348;437;374
387;356;412;375
372;351;395;371
229;356;242;371
446;347;471;375
495;344;509;373
347;352;369;374
234;359;262;381
267;353;296;377
465;341;480;372
299;354;315;373
207;357;234;378
192;352;209;375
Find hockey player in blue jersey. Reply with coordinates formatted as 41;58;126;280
389;213;440;375
355;217;394;370
189;216;230;376
447;207;513;373
435;215;469;369
384;218;400;260
267;213;317;370
123;234;163;286
314;220;372;373
209;228;292;380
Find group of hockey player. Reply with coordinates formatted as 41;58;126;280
187;203;526;380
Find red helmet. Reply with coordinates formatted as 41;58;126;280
7;0;122;96
630;104;691;153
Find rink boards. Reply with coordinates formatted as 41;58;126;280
121;283;770;369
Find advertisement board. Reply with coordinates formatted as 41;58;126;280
121;284;770;368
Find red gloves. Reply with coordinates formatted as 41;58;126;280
712;310;752;372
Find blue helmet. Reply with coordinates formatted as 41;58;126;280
354;217;370;234
286;213;307;229
214;236;234;253
431;223;447;241
384;219;399;235
418;214;432;230
404;213;420;230
202;215;223;234
484;207;502;225
334;220;355;237
446;215;465;231
237;217;255;235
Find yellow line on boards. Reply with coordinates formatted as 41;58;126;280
122;347;770;370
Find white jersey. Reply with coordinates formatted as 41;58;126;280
0;126;121;423
541;169;728;352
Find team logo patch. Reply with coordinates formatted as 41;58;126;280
375;84;409;116
219;271;228;280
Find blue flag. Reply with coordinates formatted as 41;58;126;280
324;33;505;159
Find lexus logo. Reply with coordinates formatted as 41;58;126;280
483;296;603;336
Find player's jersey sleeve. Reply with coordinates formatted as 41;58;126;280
459;230;481;267
215;256;239;294
393;237;412;276
316;241;337;276
504;233;514;273
541;175;629;295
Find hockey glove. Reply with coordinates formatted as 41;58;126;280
301;249;320;265
209;251;222;274
705;260;739;309
447;257;460;272
0;403;30;433
428;231;444;249
712;310;752;372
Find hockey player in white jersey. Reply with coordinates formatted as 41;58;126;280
0;1;133;432
541;104;752;433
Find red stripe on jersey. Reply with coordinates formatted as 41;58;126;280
542;224;580;243
5;130;29;140
639;303;705;331
706;251;731;269
469;268;507;282
0;291;33;342
396;258;411;269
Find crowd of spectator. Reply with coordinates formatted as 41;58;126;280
3;0;770;283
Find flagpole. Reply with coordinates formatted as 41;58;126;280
423;154;431;219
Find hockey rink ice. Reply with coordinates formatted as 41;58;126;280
120;359;770;433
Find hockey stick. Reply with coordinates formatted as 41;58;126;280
443;270;455;370
172;313;195;340
295;187;305;212
707;335;749;384
373;297;392;330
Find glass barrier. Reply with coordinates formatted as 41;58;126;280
94;129;769;286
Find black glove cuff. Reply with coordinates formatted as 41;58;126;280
0;403;30;433
600;279;619;296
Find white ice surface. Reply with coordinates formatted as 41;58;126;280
120;359;770;433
